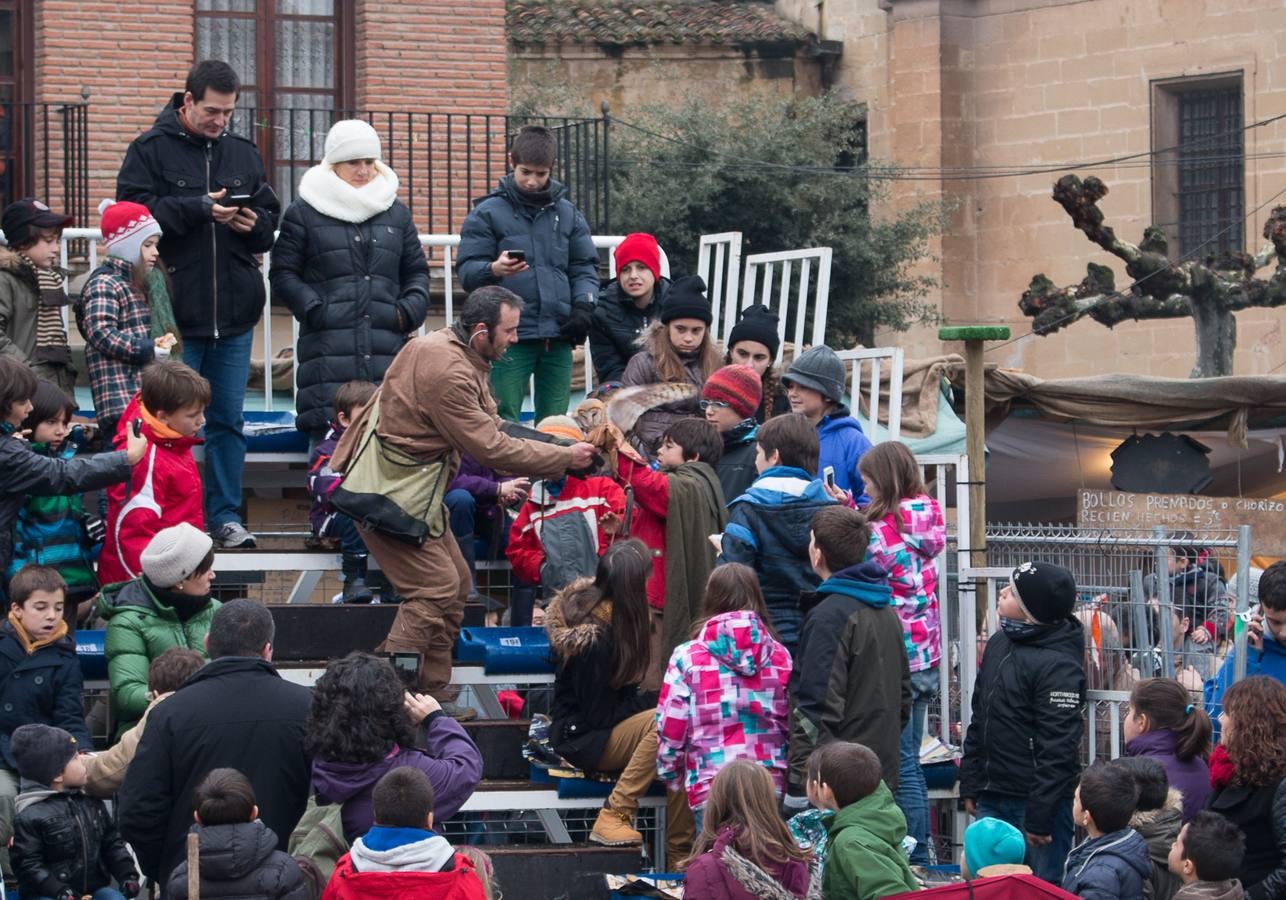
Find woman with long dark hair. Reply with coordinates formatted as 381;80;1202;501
305;652;483;842
545;539;695;863
723;304;790;422
1207;675;1286;897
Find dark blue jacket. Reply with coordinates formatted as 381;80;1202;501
715;419;758;504
457;175;600;342
1061;828;1151;900
818;404;873;500
0;620;91;771
719;466;836;650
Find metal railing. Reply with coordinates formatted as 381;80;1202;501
0;101;90;227
230;108;612;234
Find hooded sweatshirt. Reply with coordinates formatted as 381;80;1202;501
310;715;483;844
1205;630;1286;742
323;827;485;900
1062;827;1152;900
823;781;919;900
786;560;911;794
656;610;792;808
865;493;947;672
1173;881;1246;900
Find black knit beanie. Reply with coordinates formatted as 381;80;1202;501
727;303;781;359
1010;561;1078;624
660;275;712;325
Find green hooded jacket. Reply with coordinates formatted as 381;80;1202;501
98;578;217;734
823;781;919;900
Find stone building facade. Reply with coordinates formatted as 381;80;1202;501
777;0;1286;378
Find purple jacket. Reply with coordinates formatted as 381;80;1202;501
447;454;502;519
683;827;812;900
309;713;483;842
1125;728;1211;821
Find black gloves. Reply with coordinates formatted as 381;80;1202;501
559;297;595;346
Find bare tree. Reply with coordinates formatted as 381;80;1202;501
1018;174;1286;377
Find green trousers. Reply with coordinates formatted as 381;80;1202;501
489;338;574;423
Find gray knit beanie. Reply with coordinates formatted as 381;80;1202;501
141;522;214;588
782;345;846;404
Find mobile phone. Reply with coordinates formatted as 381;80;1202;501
131;419;143;438
507;250;526;262
228;193;253;207
384;651;421;691
823;465;836;490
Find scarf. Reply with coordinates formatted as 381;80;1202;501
19;254;71;366
139;401;182;441
6;611;68;655
297;162;400;223
146;267;181;353
142;577;212;623
661;461;727;663
510;177;554;209
1000;616;1046;641
1209;744;1237;790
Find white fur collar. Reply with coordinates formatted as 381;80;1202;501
297;161;399;223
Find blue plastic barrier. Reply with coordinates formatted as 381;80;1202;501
76;629;107;680
454;627;551;674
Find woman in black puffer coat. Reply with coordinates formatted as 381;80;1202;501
271;119;429;437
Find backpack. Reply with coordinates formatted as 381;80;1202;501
289;796;349;900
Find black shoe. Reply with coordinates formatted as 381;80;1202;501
342;576;374;604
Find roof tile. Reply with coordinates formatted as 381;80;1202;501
508;0;813;46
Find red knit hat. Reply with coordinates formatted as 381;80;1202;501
99;200;161;263
702;365;763;420
614;232;661;281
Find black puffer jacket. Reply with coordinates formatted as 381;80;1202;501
1207;777;1286;900
958;617;1086;837
167;820;310;900
716;419;759;504
270;197;429;435
12;785;136;899
589;278;668;384
117;93;280;339
545;579;656;771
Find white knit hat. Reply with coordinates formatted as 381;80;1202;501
323;120;382;165
140;522;214;588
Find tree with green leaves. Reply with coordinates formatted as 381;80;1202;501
608;92;951;345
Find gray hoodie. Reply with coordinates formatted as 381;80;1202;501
349;827;455;874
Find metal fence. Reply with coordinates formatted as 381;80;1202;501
0;101;90;226
968;524;1253;763
230;108;611;234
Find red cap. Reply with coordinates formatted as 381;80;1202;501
613;232;661;282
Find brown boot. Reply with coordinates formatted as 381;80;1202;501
590;805;642;846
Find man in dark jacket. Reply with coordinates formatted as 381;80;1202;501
785;506;911;804
116;60;281;550
959;561;1086;884
118;599;312;887
457;126;600;423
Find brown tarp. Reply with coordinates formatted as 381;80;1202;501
864;354;1286;446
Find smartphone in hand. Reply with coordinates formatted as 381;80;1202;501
507;250;527;263
823;465;836;490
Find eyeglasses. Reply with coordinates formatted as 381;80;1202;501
699;399;730;411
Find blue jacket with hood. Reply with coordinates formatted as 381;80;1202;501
785;559;911;793
719;466;837;652
1205;629;1286;740
456;174;600;342
1061;827;1151;900
818;404;873;501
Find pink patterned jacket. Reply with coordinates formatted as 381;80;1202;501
655;610;792;809
866;494;947;672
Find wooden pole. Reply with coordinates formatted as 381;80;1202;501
187;831;200;900
939;326;1009;630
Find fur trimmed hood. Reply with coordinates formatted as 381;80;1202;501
544;578;611;660
720;842;819;900
1130;788;1185;834
0;246;25;274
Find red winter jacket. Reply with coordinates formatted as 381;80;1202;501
98;393;204;586
321;852;485;900
616;455;669;610
505;474;625;586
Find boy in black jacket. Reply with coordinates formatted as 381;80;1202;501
0;565;93;878
784;505;910;813
959;560;1086;884
11;723;139;900
167;768;308;900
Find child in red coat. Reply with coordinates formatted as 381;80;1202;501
323;766;486;900
506;416;625;595
99;360;209;586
